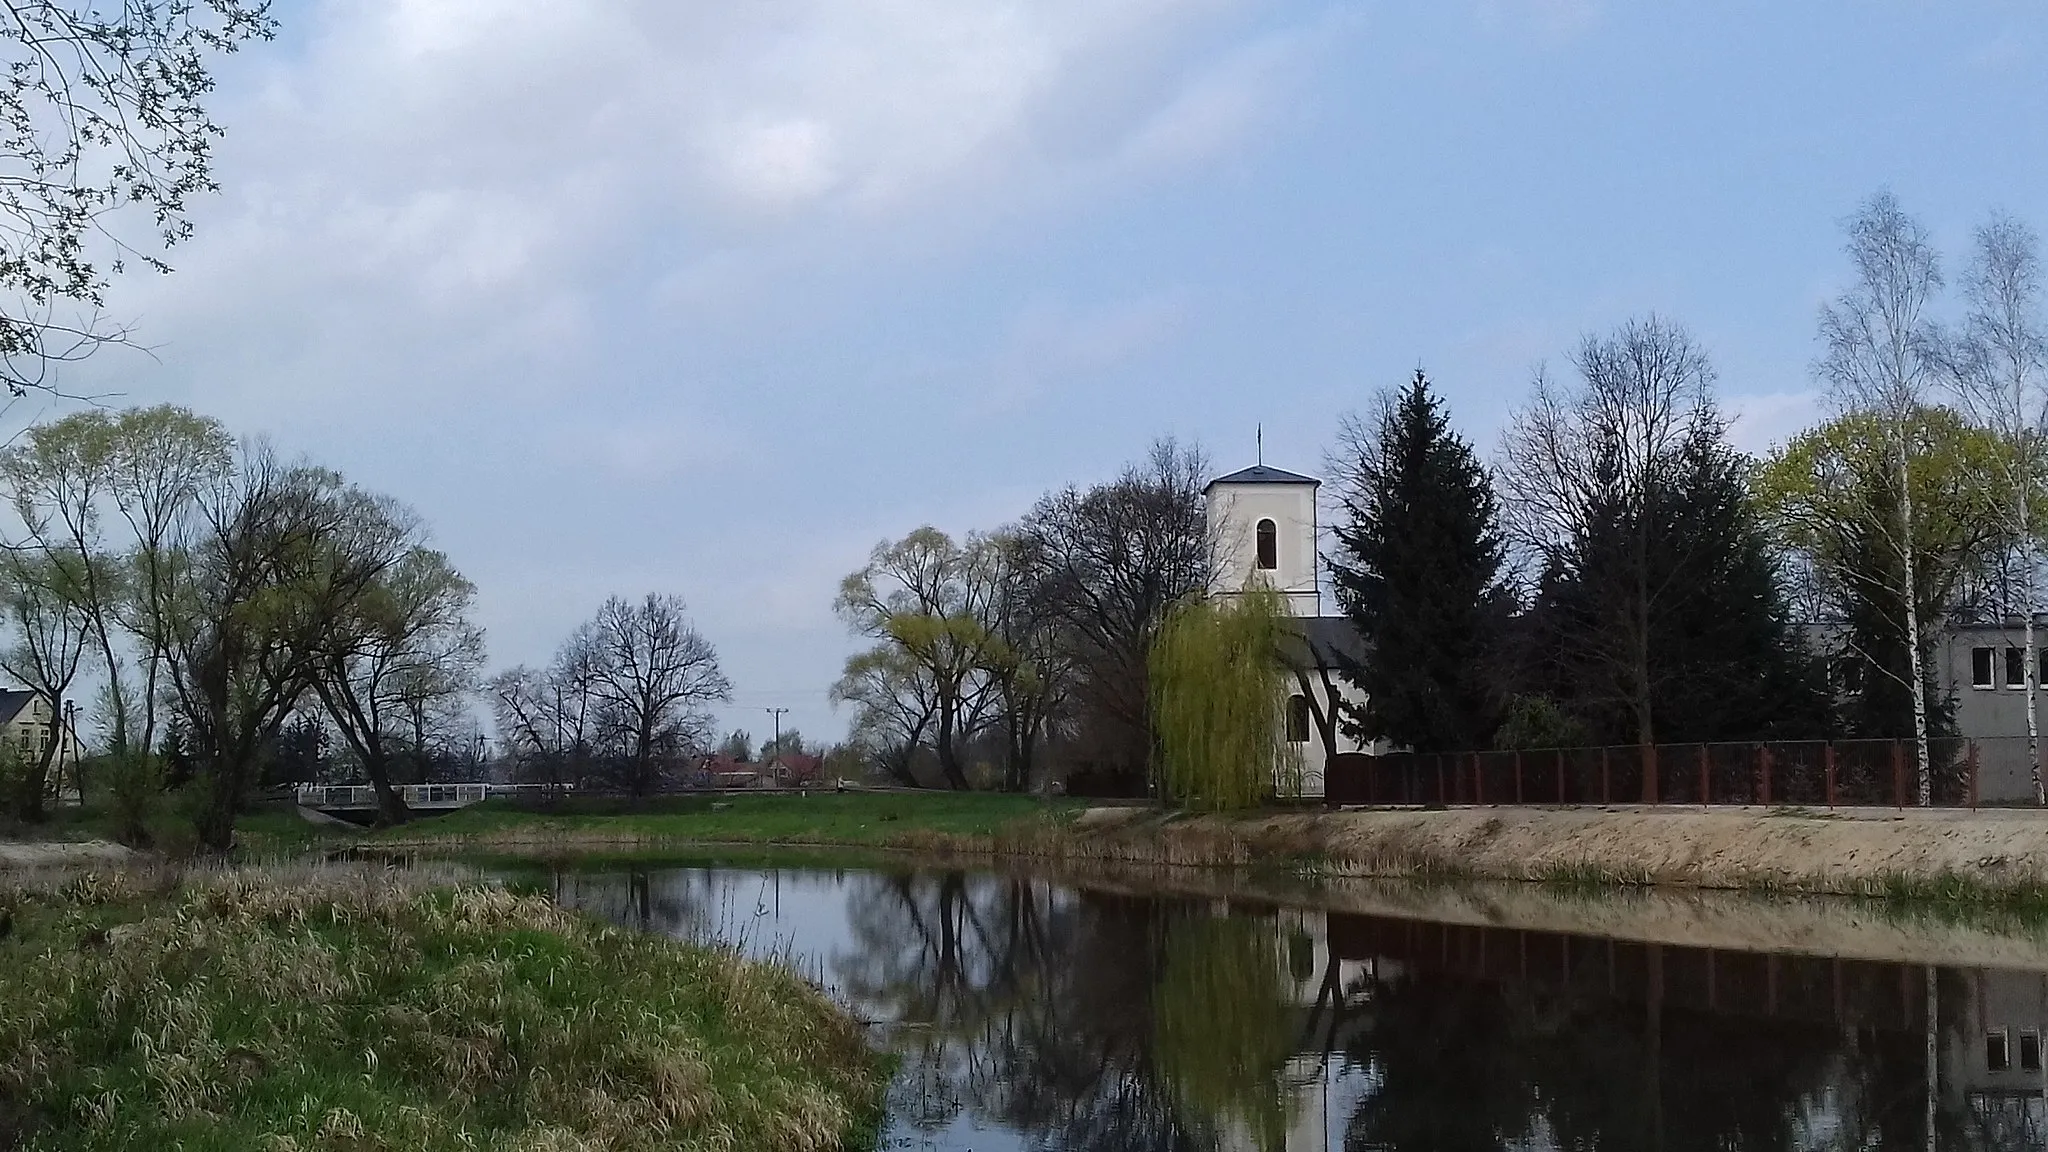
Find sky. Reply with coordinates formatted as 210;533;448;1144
42;0;2048;747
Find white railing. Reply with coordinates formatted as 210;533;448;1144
295;782;498;810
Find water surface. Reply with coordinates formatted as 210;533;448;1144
525;859;2048;1151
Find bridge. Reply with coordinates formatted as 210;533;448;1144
295;782;522;814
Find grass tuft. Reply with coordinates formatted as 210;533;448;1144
0;863;885;1151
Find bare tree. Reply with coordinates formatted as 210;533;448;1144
0;550;89;820
1017;439;1209;795
1497;316;1719;754
1817;191;1945;804
830;645;940;788
579;593;730;796
1943;213;2048;802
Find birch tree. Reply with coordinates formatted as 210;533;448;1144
1816;191;1945;804
1944;214;2048;802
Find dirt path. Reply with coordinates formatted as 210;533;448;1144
0;839;136;869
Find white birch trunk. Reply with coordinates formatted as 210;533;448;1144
1900;444;1932;805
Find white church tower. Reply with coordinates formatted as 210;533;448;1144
1203;458;1374;800
1204;463;1322;616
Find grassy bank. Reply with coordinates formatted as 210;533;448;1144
371;791;1088;851
0;865;885;1150
360;794;2048;909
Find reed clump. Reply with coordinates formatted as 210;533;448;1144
0;864;882;1151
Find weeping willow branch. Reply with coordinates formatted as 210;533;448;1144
1149;587;1294;811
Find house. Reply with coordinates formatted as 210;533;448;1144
1204;463;1372;798
0;689;85;791
1939;621;2048;802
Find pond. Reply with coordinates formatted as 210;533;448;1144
514;856;2048;1151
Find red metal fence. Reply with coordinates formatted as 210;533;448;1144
1325;737;1996;809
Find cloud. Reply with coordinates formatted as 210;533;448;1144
1726;390;1822;456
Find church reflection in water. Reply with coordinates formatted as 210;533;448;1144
536;863;2048;1151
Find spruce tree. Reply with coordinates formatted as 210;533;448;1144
1330;371;1507;751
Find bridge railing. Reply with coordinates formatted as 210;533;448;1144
296;782;502;809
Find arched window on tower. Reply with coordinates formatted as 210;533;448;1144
1256;518;1278;570
1286;694;1311;743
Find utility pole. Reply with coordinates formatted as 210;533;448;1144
765;707;789;762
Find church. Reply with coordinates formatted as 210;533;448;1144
1203;462;1372;798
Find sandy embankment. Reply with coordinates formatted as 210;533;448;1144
1035;805;2048;895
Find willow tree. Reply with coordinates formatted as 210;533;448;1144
1150;587;1293;811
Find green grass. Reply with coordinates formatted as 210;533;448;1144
371;790;1091;850
0;864;887;1150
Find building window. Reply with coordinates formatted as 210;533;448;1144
1835;657;1864;694
1989;1029;2012;1072
1255;519;1278;570
1974;647;1997;689
2023;1030;2042;1073
1286;694;1311;743
2010;647;2030;689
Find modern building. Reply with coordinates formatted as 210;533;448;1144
1940;620;2048;802
1204;462;1371;797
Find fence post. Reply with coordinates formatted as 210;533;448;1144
1698;743;1710;809
1969;742;1980;810
1436;755;1445;807
1761;746;1773;808
1557;749;1567;805
1892;741;1906;810
1514;750;1524;806
1474;752;1484;806
1643;744;1659;805
1600;747;1610;805
1824;744;1836;809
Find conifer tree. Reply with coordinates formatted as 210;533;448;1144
1330;371;1507;751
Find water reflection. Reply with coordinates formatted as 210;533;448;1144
529;862;2048;1151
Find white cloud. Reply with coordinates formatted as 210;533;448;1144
1726;390;1822;456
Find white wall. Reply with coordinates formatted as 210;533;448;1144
1207;482;1321;617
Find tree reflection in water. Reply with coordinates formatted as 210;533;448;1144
536;863;2048;1152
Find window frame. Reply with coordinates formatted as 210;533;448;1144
1989;1028;2013;1072
1974;646;1997;689
2022;1029;2042;1073
1285;694;1311;744
1255;518;1278;571
2010;647;2030;690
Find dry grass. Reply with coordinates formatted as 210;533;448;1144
0;863;883;1151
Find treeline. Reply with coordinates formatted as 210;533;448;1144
1347;192;2048;805
842;191;2048;803
833;443;1208;796
0;406;732;849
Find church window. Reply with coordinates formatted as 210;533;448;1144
1286;694;1311;743
1256;519;1277;570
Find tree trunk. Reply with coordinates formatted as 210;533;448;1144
2022;437;2043;805
1899;446;1932;805
934;703;969;790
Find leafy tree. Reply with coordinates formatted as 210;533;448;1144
1149;587;1292;811
0;2;272;394
575;594;730;796
1329;370;1507;752
1756;407;2009;741
835;528;1007;790
312;540;484;826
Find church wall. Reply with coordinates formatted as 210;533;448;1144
1206;484;1321;617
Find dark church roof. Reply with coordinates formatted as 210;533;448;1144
1283;615;1368;671
1204;464;1320;492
